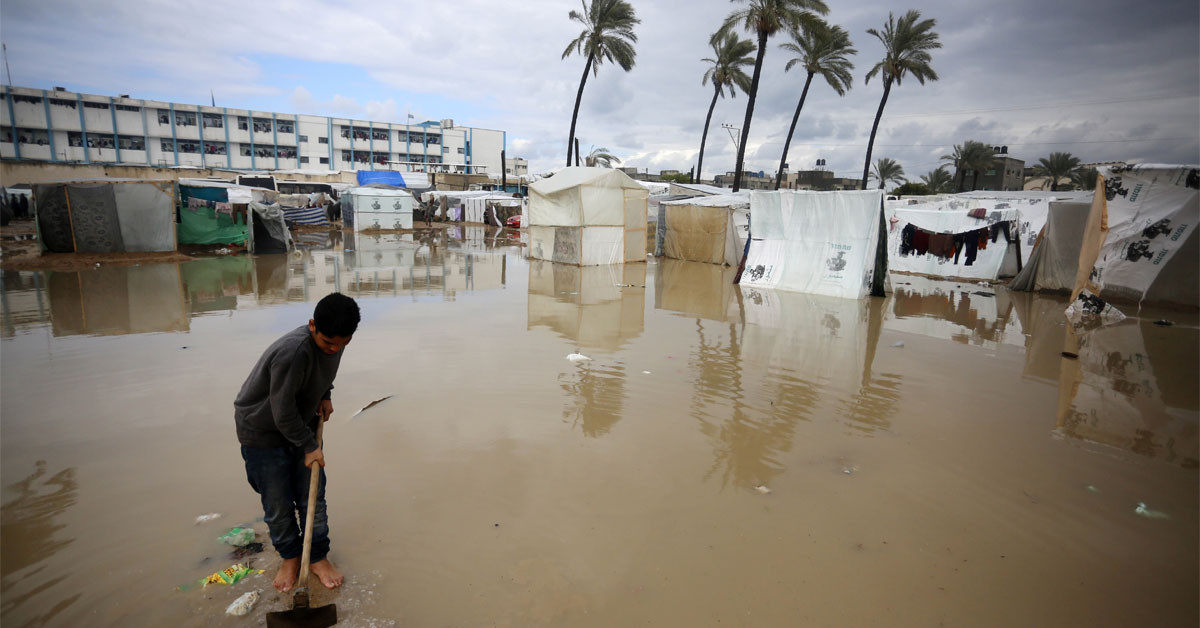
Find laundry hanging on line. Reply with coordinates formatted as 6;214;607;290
898;222;1015;266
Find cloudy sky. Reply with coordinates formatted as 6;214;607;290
2;0;1197;180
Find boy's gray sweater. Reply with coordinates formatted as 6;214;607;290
234;325;341;452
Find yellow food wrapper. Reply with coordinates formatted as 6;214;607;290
204;563;256;586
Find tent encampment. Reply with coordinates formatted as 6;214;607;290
34;179;178;254
1009;200;1091;292
1068;164;1199;322
739;189;886;299
657;193;750;266
527;167;649;266
341;186;414;230
177;179;281;251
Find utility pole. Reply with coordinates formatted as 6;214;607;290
2;44;12;86
721;123;740;152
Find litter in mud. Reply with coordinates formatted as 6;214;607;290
755;485;772;494
352;395;395;418
229;542;264;560
195;513;222;525
226;590;260;616
891;341;905;348
218;527;256;546
1134;503;1170;520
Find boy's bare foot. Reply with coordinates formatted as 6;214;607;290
309;559;344;589
274;557;300;592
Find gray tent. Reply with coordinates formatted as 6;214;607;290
1010;201;1090;293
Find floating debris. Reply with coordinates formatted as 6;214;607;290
566;353;592;362
225;590;260;616
642;370;651;374
754;485;772;495
1085;485;1101;494
352;395;395;418
891;341;905;348
1134;502;1170;519
1153;320;1174;326
195;513;222;525
218;527;255;547
1061;351;1079;359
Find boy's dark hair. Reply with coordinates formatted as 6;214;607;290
313;293;360;337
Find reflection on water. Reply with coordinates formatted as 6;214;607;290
0;226;519;338
889;276;1023;348
0;461;80;625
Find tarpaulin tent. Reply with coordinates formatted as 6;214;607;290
658;193;749;266
34;179;178;254
177;179;276;248
341;186;414;230
1068;164;1199;323
886;206;1023;280
739;189;885;299
1009;200;1091;292
249;201;292;254
527;167;649;266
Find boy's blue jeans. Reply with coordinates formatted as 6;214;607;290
241;443;330;563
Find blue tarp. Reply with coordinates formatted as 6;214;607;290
357;171;408;187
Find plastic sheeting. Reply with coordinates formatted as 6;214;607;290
283;206;330;226
34;184;75;253
356;170;430;189
250;202;292;253
527;167;649;266
740;190;884;299
658;194;750;266
1010;201;1090;292
1070;165;1199;316
113;182;176;252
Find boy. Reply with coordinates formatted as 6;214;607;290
234;292;360;592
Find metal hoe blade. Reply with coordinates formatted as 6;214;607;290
265;601;338;628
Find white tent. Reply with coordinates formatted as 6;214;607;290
1009;200;1091;292
668;182;726;197
527;167;649;266
657;193;750;266
886;206;1023;280
1068;164;1199;322
739;189;885;299
341;186;414;230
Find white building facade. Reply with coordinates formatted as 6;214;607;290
0;85;507;175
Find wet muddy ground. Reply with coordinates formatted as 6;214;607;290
2;226;1196;627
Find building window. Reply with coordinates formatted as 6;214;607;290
49;98;77;109
277;121;294;134
341;150;351;160
202;113;223;129
240;144;251;157
252;118;273;133
157;109;171;125
319;157;329;164
457;147;464;154
118;135;145;150
161;140;175;152
318;136;328;144
237;116;249;131
203;141;227;155
299;135;308;142
300;156;309;164
352;127;369;141
255;145;277;158
114;104;140;113
986;169;996;176
14;129;49;145
175;112;197;127
12;95;42;105
372;130;388;141
178;141;200;154
426;134;440;145
278;147;296;159
340;126;351;139
83;101;110;110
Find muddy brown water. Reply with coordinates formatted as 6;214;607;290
1;226;1196;627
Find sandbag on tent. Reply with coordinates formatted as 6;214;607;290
1068;164;1199;323
1010;201;1091;292
341;186;414;230
34;179;178;254
658;193;750;266
527;167;649;266
886;206;1022;280
739;189;885;299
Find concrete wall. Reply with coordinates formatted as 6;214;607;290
0;160;359;186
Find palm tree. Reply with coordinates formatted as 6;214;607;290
698;33;756;183
585;146;621;168
941;140;991;192
562;0;640;167
870;157;905;190
1070;166;1098;191
1034;152;1082;191
714;0;829;192
859;10;941;190
919;165;953;193
774;19;856;190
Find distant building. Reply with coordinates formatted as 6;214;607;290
659;169;680;177
713;170;774;190
504;156;528;177
779;169;862;191
953;147;1025;191
1;85;513;175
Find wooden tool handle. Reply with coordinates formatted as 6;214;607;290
298;419;324;586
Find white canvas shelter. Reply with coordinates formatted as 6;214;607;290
658;193;750;266
1068;164;1199;320
342;186;414;230
1009;201;1092;292
527;167;649;266
637;180;671;197
739;189;885;299
668;182;726;197
886;206;1023;280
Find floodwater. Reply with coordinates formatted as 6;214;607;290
1;226;1196;627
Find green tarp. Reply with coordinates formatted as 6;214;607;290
178;185;249;246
